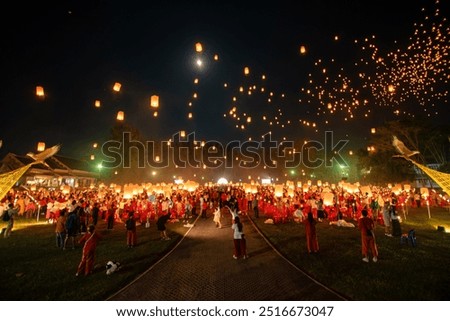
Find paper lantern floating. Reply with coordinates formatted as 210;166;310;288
244;67;250;75
116;111;124;121
246;116;252;123
150;95;159;108
153;111;158;117
36;86;45;97
180;130;186;138
420;187;429;197
195;42;203;52
188;112;193;119
90;155;95;160
94;100;101;108
214;54;219;61
371;128;376;134
300;45;307;54
37;142;45;152
113;82;122;92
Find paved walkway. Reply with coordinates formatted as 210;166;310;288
107;210;346;301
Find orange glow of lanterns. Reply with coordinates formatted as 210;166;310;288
188;112;193;119
113;82;122;92
195;42;203;52
371;128;376;134
214;54;219;61
116;111;124;121
300;45;307;55
94;100;101;108
36;86;45;97
37;142;45;152
153;111;158;117
150;95;159;108
244;67;250;75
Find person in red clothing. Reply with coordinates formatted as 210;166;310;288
358;209;378;263
76;224;102;276
304;211;319;254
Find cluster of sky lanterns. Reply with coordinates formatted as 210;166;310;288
31;1;447;166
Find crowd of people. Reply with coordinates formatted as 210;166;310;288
0;181;448;270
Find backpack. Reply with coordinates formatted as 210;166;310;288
2;210;10;222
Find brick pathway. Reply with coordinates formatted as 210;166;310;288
107;210;346;300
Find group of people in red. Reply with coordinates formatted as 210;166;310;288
1;181;448;274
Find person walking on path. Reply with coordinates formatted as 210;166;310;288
231;216;247;259
76;224;102;276
156;212;171;240
358;209;378;263
304;211;319;253
125;211;137;248
213;204;222;228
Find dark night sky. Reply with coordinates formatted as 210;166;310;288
0;0;448;160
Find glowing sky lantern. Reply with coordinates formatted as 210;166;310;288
322;192;334;206
420;187;429;197
153;111;158;117
150;95;159;108
371;128;376;134
188;112;193;119
195;42;203;52
244;67;250;75
274;184;284;198
180;130;186;138
113;82;122;92
93;143;98;148
36;86;45;97
388;84;395;93
117;111;124;121
247;116;252;123
94;100;101;108
214;54;219;61
300;45;307;55
37;142;45;152
90;155;95;160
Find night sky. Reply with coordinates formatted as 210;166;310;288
1;0;448;160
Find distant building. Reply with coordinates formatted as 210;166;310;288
0;153;99;188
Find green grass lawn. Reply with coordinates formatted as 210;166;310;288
1;207;449;300
253;206;450;300
0;217;190;300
